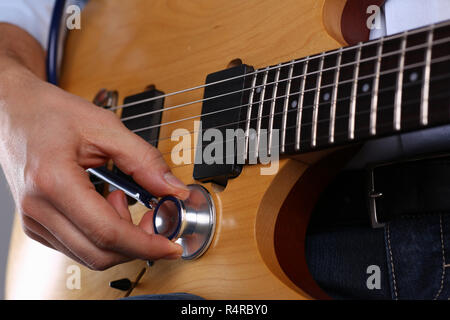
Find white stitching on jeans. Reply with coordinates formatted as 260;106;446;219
433;214;446;300
386;224;399;300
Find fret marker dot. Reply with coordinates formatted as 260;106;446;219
323;92;330;101
362;83;370;93
256;87;262;94
409;72;419;82
291;100;298;108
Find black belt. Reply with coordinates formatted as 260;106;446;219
309;154;450;230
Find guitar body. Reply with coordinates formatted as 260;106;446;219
6;0;362;299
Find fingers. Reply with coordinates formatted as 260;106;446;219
24;198;133;270
21;214;87;267
138;210;156;235
21;216;56;250
4;75;188;271
90;119;190;200
106;190;155;235
106;190;132;222
47;163;183;263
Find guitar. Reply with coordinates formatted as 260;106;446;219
5;0;450;299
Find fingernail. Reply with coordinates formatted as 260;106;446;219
164;245;183;260
122;192;129;207
163;172;189;191
163;252;182;260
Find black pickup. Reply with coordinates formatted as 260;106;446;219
193;64;254;186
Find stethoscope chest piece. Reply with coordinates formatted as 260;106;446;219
153;184;216;260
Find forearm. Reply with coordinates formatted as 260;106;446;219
0;23;46;79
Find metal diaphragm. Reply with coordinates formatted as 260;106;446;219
153;184;216;260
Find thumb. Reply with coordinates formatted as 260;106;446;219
93;120;190;200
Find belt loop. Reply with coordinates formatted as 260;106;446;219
368;166;385;229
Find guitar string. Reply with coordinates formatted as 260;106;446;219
119;34;450;124
166;89;450;170
136;63;450;149
163;85;450;163
98;61;450;173
128;53;450;146
109;20;447;113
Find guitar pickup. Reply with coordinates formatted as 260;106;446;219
193;64;254;186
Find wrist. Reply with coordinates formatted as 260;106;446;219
0;52;28;75
0;24;46;80
0;55;43;123
0;55;32;93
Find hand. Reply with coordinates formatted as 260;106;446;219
0;60;190;270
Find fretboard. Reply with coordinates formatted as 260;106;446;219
241;19;450;158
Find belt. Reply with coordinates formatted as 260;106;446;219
309;154;450;230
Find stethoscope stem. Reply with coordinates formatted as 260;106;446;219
87;167;158;209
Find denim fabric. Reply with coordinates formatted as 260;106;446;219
306;224;391;299
385;214;450;300
306;209;450;300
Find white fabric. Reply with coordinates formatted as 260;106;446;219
0;0;56;49
371;0;450;39
384;0;450;35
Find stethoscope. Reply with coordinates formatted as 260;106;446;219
47;0;68;85
47;0;216;260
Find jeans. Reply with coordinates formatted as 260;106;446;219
305;172;450;300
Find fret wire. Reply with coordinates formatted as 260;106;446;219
394;32;408;131
281;62;294;154
132;53;450;136
268;65;281;155
299;45;449;101
160;69;450;153
421;27;434;126
329;48;342;144
312;54;325;147
370;39;383;136
295;58;309;150
348;44;363;140
167;87;450;164
244;73;258;160
255;68;270;159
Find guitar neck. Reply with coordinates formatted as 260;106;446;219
240;19;450;158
